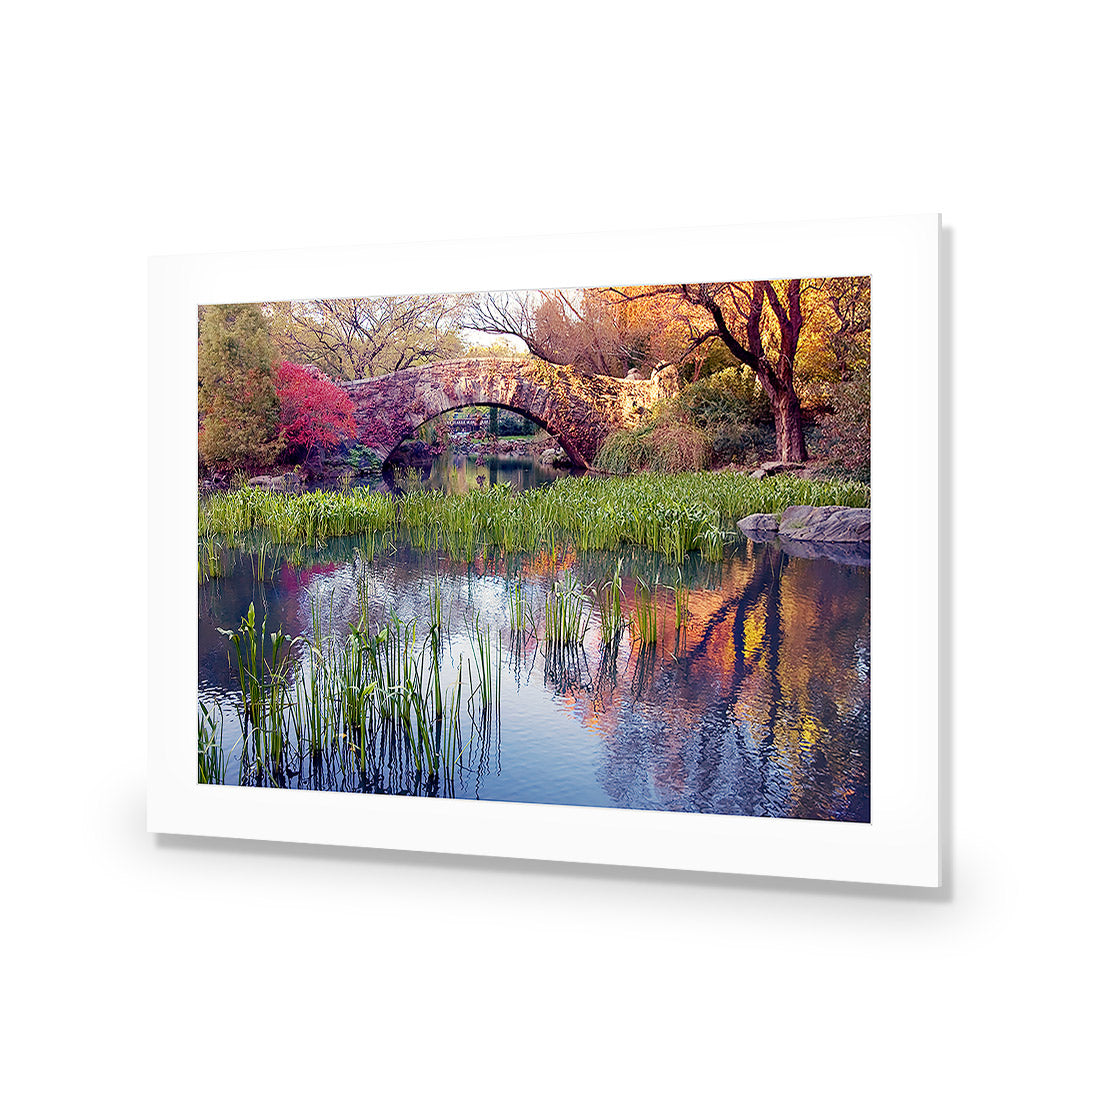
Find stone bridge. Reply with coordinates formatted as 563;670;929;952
340;358;679;468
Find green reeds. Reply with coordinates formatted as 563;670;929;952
197;700;229;783
252;539;274;584
544;571;590;647
673;573;690;631
597;558;626;643
198;536;223;584
218;602;292;778
507;577;524;633
200;484;397;546
630;580;660;647
506;577;540;636
468;614;502;726
204;592;516;791
199;472;868;564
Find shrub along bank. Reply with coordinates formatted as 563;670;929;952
596;361;869;481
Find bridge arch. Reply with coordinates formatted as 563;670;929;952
388;401;566;466
339;358;678;469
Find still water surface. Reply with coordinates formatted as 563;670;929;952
200;455;869;821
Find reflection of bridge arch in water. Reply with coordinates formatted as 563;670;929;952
339;357;679;468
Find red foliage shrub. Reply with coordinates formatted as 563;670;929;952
276;362;358;460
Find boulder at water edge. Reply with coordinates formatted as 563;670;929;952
247;472;301;492
737;513;780;539
779;505;871;543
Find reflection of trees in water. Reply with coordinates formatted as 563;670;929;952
420;451;569;495
595;541;870;821
199;537;869;820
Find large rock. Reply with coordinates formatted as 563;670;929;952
247;472;301;492
737;513;779;539
540;444;570;467
779;505;870;542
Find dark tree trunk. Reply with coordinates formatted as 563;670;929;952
774;389;807;463
684;280;810;465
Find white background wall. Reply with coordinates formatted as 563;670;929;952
4;3;1094;1097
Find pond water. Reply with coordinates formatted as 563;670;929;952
416;447;573;493
199;461;870;822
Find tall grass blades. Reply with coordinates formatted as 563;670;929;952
597;559;626;643
674;573;690;631
507;577;525;634
197;700;229;783
544;571;590;647
198;537;223;584
630;580;660;648
468;614;502;728
203;594;522;795
199;473;868;564
218;602;292;781
200;485;398;546
253;539;274;584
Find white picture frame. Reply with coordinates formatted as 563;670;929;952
149;214;940;887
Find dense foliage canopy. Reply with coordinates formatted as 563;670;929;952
198;303;282;472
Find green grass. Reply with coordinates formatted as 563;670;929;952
200;484;397;545
199;472;868;565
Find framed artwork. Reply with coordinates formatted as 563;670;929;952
149;215;940;886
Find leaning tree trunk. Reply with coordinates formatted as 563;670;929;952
773;389;807;463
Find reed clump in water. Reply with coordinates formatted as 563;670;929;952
673;573;690;631
218;602;293;778
197;701;230;783
544;571;591;647
205;593;506;791
597;558;626;643
630;580;661;648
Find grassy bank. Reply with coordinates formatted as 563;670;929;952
199;471;869;565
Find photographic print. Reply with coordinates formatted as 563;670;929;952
196;277;872;823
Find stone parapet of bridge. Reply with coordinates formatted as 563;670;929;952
339;357;679;468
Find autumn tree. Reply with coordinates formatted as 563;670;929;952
268;295;470;381
276;362;358;465
198;303;282;472
600;281;827;462
676;282;811;462
464;288;673;377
